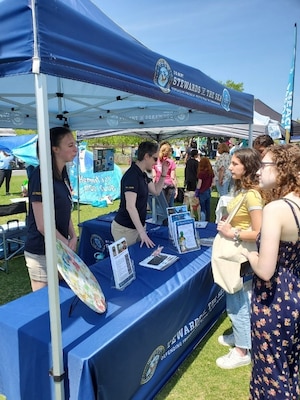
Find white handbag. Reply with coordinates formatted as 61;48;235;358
211;193;256;294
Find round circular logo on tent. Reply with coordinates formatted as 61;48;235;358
107;114;119;127
140;345;165;385
153;59;173;93
221;88;231;112
11;111;24;126
174;107;189;122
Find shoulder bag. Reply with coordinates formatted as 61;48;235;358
211;193;257;294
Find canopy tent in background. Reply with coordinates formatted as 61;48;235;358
254;99;300;142
0;0;255;399
76;105;284;143
0;134;36;155
75;98;287;143
0;128;16;137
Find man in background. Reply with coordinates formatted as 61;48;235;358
0;150;14;195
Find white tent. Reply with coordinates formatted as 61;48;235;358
76;109;283;143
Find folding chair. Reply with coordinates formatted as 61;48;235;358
0;201;28;273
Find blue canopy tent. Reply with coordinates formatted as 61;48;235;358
0;1;254;399
0;135;36;154
0;1;254;131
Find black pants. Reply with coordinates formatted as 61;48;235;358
0;169;12;193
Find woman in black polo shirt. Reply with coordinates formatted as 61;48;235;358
24;127;78;291
112;141;169;248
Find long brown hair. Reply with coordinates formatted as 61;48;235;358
232;148;261;192
50;127;72;181
197;157;214;177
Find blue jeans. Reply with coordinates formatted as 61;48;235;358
163;186;176;207
226;280;251;349
198;188;211;221
216;179;230;196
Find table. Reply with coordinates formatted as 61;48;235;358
78;212;116;265
78;212;155;266
0;223;225;400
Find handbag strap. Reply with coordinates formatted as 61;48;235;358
225;193;247;224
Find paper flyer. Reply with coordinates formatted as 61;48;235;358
108;237;135;289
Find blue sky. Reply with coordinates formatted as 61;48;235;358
93;0;299;119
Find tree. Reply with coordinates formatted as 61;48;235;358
87;135;143;154
220;80;244;92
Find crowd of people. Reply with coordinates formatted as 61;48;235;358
19;129;300;398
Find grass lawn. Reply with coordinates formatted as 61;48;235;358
0;167;251;400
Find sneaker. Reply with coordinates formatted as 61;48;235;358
218;333;235;347
216;348;251;369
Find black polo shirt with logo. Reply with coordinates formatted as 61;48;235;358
115;163;151;229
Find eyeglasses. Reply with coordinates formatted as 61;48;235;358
260;162;276;169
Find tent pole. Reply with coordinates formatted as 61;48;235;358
34;73;65;400
76;135;81;225
248;123;253;147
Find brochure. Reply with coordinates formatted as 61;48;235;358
168;211;191;242
108;237;135;290
166;204;188;216
139;252;179;271
174;218;200;254
194;221;208;228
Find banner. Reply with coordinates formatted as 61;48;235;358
281;23;297;143
69;146;122;207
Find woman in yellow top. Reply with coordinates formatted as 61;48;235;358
215;148;263;369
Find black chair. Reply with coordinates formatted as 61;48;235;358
0;201;28;273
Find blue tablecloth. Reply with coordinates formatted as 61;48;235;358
0;223;224;400
78;212;116;265
78;212;156;266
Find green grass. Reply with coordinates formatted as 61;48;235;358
0;168;251;399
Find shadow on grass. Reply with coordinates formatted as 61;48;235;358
154;311;231;399
0;255;31;305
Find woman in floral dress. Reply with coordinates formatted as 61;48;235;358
244;144;300;399
213;142;232;196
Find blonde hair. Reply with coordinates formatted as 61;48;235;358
159;143;171;160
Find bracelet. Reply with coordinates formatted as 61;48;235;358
233;228;242;243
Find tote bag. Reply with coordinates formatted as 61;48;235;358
211;193;256;294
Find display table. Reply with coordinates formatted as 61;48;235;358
0;223;224;400
78;212;116;265
78;212;155;266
